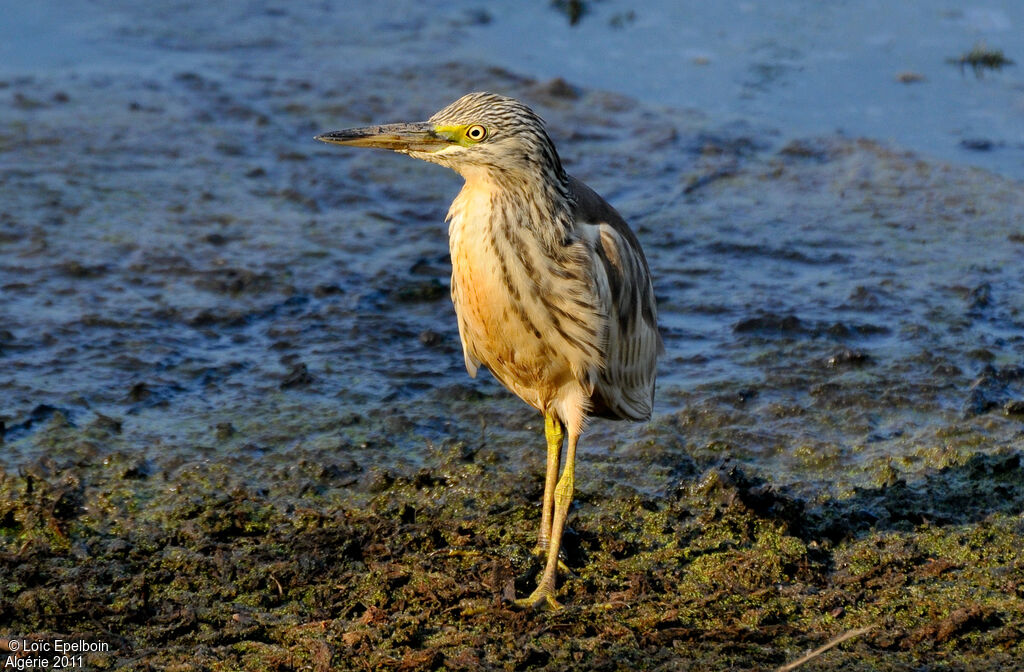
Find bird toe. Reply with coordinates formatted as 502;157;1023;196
513;587;563;611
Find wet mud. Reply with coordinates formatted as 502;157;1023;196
3;3;1024;670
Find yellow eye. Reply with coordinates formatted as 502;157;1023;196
465;124;487;142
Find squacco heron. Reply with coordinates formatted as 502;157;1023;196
316;92;660;609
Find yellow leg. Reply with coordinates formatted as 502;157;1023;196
516;428;578;611
535;413;563;554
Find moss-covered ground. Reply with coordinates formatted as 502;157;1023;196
2;419;1022;671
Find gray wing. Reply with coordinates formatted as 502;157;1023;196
568;176;662;421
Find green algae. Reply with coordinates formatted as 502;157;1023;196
948;43;1016;77
2;436;1022;670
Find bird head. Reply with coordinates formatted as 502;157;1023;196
316;92;565;183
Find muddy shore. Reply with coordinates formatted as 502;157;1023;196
2;418;1023;670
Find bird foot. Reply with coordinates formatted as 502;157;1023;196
530;544;573;576
513;585;562;611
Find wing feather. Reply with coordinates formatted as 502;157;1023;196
567;176;661;421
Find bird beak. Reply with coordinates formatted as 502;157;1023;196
314;122;451;153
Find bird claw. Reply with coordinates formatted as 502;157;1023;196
513;587;563;611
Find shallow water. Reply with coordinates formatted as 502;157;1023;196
454;1;1024;181
2;1;1023;501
